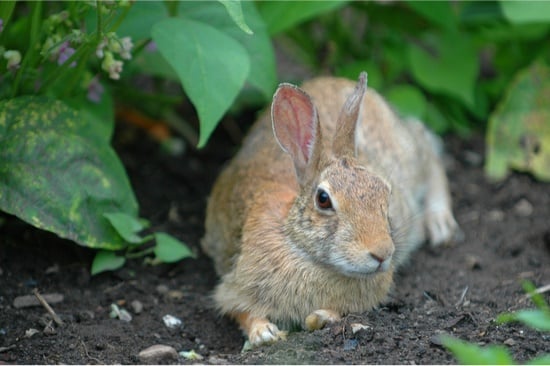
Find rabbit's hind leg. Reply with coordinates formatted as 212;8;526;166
424;157;459;246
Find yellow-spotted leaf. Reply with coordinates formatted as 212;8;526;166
485;61;550;181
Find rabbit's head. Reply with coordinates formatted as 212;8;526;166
272;73;394;278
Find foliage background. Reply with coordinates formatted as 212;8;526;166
0;0;549;269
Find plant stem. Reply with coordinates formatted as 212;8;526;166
37;42;91;94
96;0;103;42
125;247;155;259
11;1;42;97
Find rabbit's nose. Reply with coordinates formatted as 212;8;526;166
370;252;392;272
370;253;385;263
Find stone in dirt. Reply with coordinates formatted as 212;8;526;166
13;293;64;308
138;344;178;364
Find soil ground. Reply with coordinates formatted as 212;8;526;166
1;113;549;364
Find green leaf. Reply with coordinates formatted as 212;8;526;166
406;1;457;31
0;1;16;28
256;0;348;35
131;45;179;81
64;87;115;144
500;1;550;24
441;336;515;365
153;232;194;263
218;0;253;34
425;103;451;134
0;96;138;250
104;212;148;244
90;1;168;41
91;250;126;275
152;18;250;147
385;85;427;120
408;32;478;109
179;1;276;101
485;60;550;181
497;309;550;332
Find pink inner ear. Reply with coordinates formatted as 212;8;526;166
272;85;316;167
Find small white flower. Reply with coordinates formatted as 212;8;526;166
4;50;21;70
101;51;123;80
119;36;133;60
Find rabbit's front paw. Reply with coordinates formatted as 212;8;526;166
248;319;288;347
305;309;341;331
426;208;459;246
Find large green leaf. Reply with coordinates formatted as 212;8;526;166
91;250;126;275
498;309;550;332
408;32;478;109
65;88;115;144
153;232;194;263
500;1;550;24
152;18;250;147
385;85;427;120
218;0;253;34
0;96;138;250
406;1;457;31
179;1;276;100
256;1;348;35
485;61;550;181
441;336;514;365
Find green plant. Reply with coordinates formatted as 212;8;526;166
268;1;550;181
442;282;550;365
2;1;550;274
0;0;269;274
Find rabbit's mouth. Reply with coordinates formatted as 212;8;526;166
329;252;392;278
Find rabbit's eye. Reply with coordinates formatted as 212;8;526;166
316;189;333;210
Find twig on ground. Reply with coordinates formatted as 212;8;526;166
81;340;102;364
33;288;64;326
455;286;469;308
0;345;16;353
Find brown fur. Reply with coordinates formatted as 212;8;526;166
201;74;457;346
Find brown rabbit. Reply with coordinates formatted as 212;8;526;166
201;72;458;346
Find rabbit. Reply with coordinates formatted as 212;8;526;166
201;72;458;347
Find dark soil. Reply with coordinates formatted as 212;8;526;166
1;114;549;364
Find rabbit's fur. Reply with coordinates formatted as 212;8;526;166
202;73;458;346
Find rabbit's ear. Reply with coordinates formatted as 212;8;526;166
272;83;322;183
332;72;367;158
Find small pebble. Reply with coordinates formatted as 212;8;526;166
487;209;505;222
167;290;185;300
43;322;56;335
76;310;95;322
138;344;178;364
24;328;40;338
130;300;143;314
350;323;371;334
208;355;230;364
110;304;132;322
503;338;516;346
45;264;60;274
514;198;533;217
13;293;64;308
343;339;359;351
156;284;169;295
162;314;182;329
